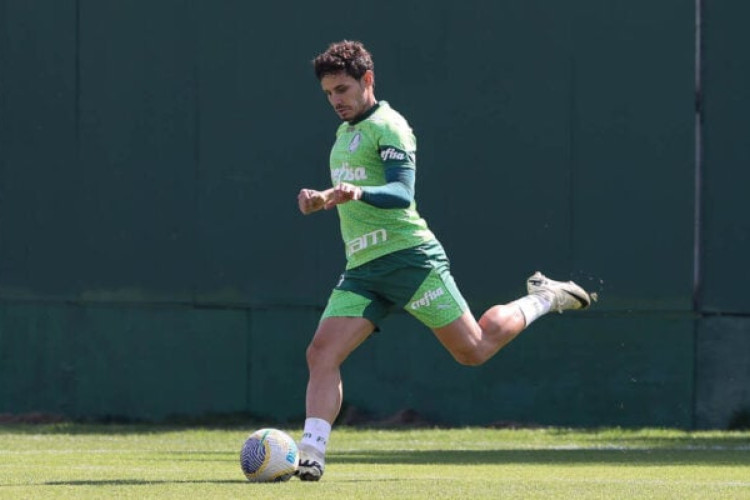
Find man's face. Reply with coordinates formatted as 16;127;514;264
320;71;374;122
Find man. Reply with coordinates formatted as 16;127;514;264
295;40;595;481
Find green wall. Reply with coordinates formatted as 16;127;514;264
694;0;750;428
0;0;746;428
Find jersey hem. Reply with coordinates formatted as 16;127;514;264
344;235;436;270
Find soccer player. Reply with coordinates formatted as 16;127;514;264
295;40;595;481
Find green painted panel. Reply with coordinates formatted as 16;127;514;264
0;1;79;298
0;304;77;414
0;303;249;420
75;0;198;301
246;308;320;422
342;312;694;428
0;302;698;427
189;1;342;306
72;306;249;420
569;1;695;311
695;317;750;429
700;2;750;313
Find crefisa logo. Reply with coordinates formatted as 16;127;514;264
332;163;368;182
410;287;445;310
380;147;407;162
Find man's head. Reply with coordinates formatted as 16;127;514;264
313;40;376;122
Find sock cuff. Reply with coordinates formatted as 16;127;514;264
304;417;332;436
301;417;332;455
511;294;552;327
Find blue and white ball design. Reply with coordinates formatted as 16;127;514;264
240;428;300;482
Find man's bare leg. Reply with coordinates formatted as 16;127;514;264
298;316;374;481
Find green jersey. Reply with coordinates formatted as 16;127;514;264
330;101;435;269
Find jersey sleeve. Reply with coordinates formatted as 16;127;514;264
376;119;417;169
359;166;415;208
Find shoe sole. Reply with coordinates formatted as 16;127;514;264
561;287;593;309
298;470;323;481
297;462;324;481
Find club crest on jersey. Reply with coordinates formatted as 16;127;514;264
348;132;362;152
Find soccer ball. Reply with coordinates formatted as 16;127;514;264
240;428;299;482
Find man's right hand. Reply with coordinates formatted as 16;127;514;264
298;188;328;215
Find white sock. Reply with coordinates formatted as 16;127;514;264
511;293;552;327
300;417;331;457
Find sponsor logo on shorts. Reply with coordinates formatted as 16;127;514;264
347;228;387;256
410;287;445;310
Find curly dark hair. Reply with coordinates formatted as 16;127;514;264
313;40;374;81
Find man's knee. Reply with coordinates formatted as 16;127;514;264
305;334;348;371
450;348;487;367
306;340;328;370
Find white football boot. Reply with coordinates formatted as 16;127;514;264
526;271;596;313
297;445;325;481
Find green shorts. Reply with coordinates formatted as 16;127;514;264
321;240;469;329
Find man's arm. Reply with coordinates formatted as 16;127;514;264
298;166;415;214
359;166;414;209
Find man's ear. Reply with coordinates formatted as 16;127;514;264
362;69;375;87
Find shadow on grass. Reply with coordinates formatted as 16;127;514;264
0;423;265;436
330;448;750;467
37;478;408;487
42;479;248;486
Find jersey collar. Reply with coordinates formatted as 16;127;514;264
347;101;381;125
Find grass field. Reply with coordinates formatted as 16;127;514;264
1;424;749;499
